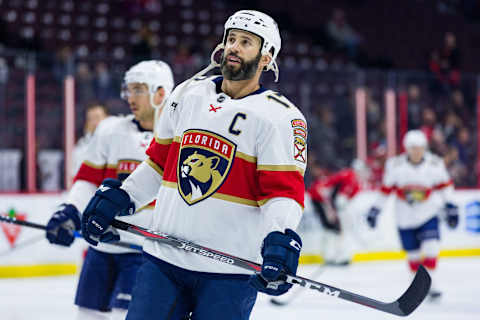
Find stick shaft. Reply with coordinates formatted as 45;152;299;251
111;219;430;316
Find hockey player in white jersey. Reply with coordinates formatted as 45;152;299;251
45;60;174;320
366;130;459;300
72;103;109;177
80;10;307;320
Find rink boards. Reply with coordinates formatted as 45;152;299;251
0;191;479;277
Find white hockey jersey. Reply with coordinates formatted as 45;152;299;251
71;116;117;178
122;76;307;274
68;115;154;253
376;152;454;229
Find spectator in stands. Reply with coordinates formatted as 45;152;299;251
444;146;467;186
132;25;154;63
309;106;339;169
420;107;438;141
450;126;473;166
407;84;425;129
93;62;115;101
53;46;73;82
449;89;472;124
443;110;463;143
429;127;449;157
76;63;95;104
173;44;196;73
326;8;362;59
428;32;461;93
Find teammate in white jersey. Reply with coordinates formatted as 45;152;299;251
45;60;174;320
366;130;459;300
72;103;109;177
81;10;307;320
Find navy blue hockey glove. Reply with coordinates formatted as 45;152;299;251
46;203;81;247
249;229;302;296
81;178;135;246
367;207;380;228
445;202;459;229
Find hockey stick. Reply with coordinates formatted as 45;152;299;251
111;219;431;317
0;235;45;257
0;215;142;251
270;264;326;306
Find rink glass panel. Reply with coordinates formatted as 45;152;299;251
1;55;479;191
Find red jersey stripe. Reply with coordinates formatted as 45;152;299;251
257;170;304;207
74;163;105;185
74;163;118;186
433;180;453;190
380;185;395;194
146;138;171;171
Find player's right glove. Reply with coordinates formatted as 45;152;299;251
249;229;302;296
366;207;380;228
81;178;135;246
46;203;81;247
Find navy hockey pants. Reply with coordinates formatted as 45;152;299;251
126;253;257;320
75;247;144;311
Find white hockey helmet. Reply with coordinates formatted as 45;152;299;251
122;60;174;108
222;10;282;82
403;130;428;149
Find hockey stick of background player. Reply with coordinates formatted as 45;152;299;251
111;219;431;317
0;235;45;257
0;215;142;252
270;264;326;306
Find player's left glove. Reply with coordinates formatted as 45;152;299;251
46;203;81;246
249;229;302;296
445;202;459;229
81;178;135;246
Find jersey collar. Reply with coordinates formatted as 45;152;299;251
132;119;151;132
212;76;267;98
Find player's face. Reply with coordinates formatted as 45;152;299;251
407;146;425;163
125;83;154;121
85;106;107;134
221;29;263;81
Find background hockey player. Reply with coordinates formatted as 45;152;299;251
307;159;368;265
366;129;459;300
45;60;174;320
80;10;307;320
72;103;110;177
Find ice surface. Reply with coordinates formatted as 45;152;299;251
0;258;478;320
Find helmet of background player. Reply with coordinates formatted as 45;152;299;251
403;130;427;162
121;60;174;109
222;10;281;82
403;130;428;149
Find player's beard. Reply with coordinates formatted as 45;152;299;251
220;51;262;81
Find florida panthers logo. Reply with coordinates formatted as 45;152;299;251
178;129;236;205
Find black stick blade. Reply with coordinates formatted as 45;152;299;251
270;298;288;306
393;265;432;316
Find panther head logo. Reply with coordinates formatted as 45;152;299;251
181;151;223;202
177;130;237;205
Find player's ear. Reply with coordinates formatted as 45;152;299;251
259;54;271;70
153;87;166;105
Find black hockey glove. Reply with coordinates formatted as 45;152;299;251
249;229;302;296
